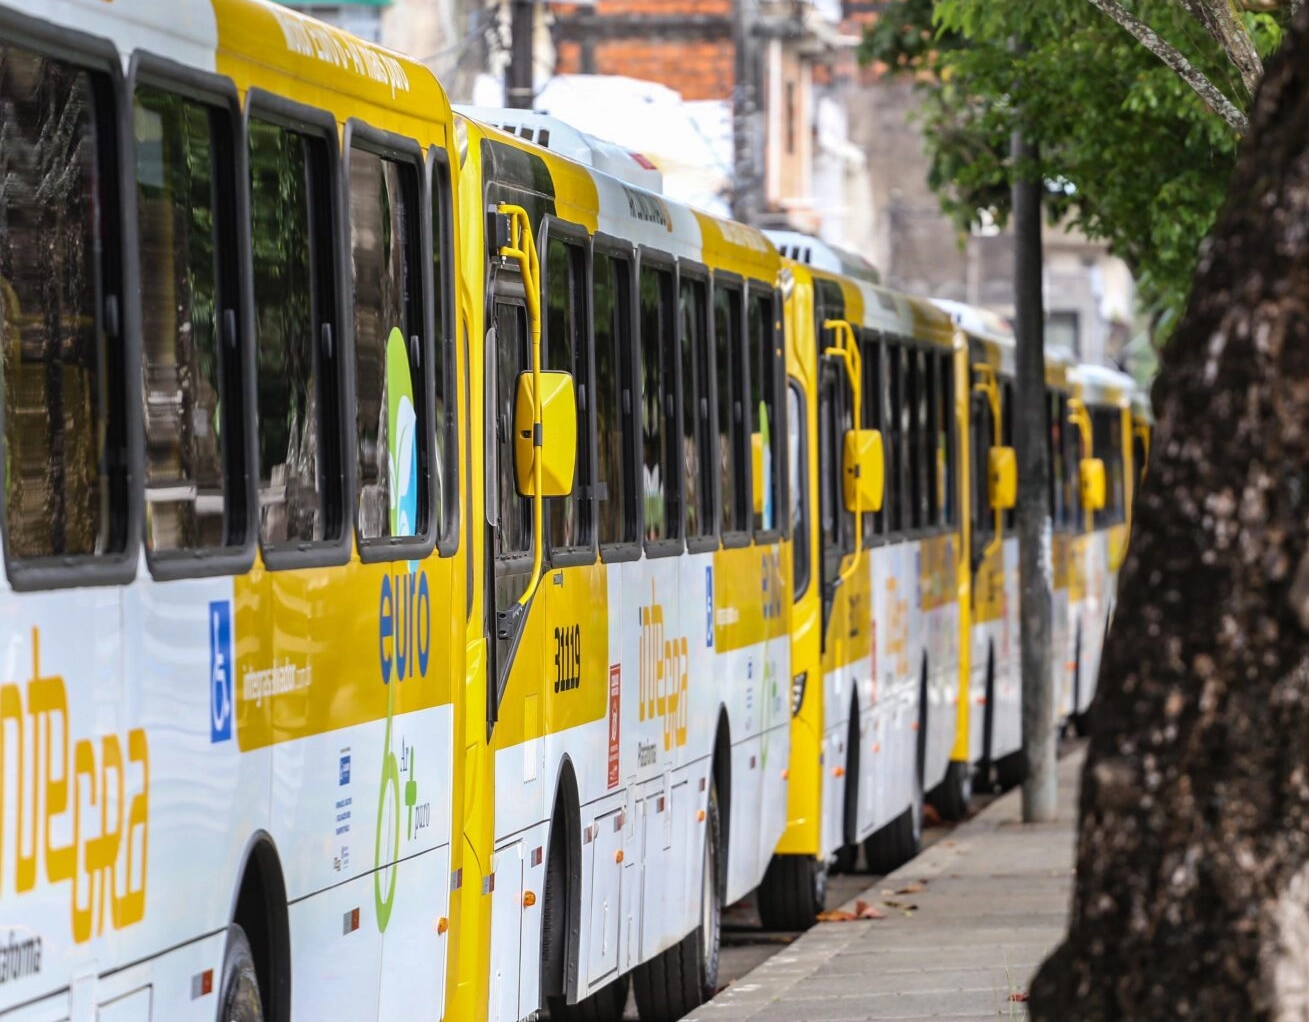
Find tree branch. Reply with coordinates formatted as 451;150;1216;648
1082;0;1249;132
1176;0;1263;98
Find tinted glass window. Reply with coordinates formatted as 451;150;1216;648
349;147;425;544
136;86;245;554
594;251;636;547
1001;380;1015;530
971;391;994;550
789;381;809;597
545;235;591;551
640;263;677;543
249;118;341;547
493;300;531;557
748;289;782;534
714;283;746;535
938;354;955;528
1;47;127;562
431;162;454;544
679;276;713;538
887;345;906;534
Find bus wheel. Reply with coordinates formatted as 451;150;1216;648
995;750;1027;791
218;925;263;1022
548;975;630;1022
928;761;973;823
757;854;827;931
633;782;722;1022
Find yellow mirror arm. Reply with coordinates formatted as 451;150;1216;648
1067;396;1095;531
498;203;546;609
824;319;864;588
970;362;1002;447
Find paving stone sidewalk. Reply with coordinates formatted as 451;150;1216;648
689;749;1085;1021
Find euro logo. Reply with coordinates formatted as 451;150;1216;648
210;600;233;743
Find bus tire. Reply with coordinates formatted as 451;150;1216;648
219;924;264;1022
863;802;921;876
928;761;973;823
633;783;722;1022
995;749;1027;791
757;854;827;931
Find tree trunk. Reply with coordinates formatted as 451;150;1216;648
1030;6;1309;1020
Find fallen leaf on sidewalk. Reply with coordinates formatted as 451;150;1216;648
923;803;943;825
815;909;858;922
854;899;885;919
896;883;925;894
1009;992;1029;1002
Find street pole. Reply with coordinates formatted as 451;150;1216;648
731;0;760;222
506;0;534;109
1013;125;1057;823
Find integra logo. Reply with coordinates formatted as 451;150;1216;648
378;568;432;684
639;580;689;752
0;932;41;985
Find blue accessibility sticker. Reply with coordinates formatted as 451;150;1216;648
209;600;233;743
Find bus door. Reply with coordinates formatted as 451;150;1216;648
817;353;855;651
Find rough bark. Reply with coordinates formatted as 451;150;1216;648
1030;5;1309;1019
1179;0;1264;99
1082;0;1249;132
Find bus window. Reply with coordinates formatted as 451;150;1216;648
594;250;637;549
860;331;885;540
938;352;955;528
1047;392;1062;526
819;362;852;596
748;287;782;535
714;281;747;537
788;380;809;598
249;117;343;551
887;344;906;534
1000;380;1015;531
971;389;994;557
1;44;128;564
349;145;428;547
136;85;245;556
431;157;457;549
912;350;929;529
492;300;532;558
1092;408;1125;524
544;233;592;553
640;262;678;544
679;275;714;540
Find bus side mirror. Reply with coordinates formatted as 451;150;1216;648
1080;457;1106;511
988;446;1017;511
843;429;884;514
751;432;765;516
514;370;577;497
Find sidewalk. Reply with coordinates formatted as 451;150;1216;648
690;749;1084;1021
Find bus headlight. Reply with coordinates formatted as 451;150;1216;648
791;671;808;717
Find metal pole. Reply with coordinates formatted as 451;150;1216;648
506;0;534;109
1013;125;1057;823
731;0;759;222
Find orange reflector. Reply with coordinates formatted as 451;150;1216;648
781;768;789;780
615;850;624;863
437;917;449;934
191;969;214;999
343;908;360;934
873;743;881;753
834;766;846;778
910;721;920;731
977;696;988;705
523;890;537;908
697;809;706;822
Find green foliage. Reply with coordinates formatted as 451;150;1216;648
859;0;1291;328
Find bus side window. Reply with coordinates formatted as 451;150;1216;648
1046;391;1062;526
861;331;885;541
135;84;247;561
938;352;955;529
430;154;457;551
1;44;131;569
249;116;345;555
594;250;637;550
544;232;592;554
640;260;679;546
492;300;531;560
971;389;994;557
349;143;429;550
788;380;810;598
714;280;748;538
748;286;783;536
678;274;714;541
1000;380;1015;532
887;343;906;535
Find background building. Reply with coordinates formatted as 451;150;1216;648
277;0;1145;370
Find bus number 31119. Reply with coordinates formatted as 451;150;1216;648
554;624;581;693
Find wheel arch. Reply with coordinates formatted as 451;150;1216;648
712;710;731;888
228;830;291;1022
543;755;583;1004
